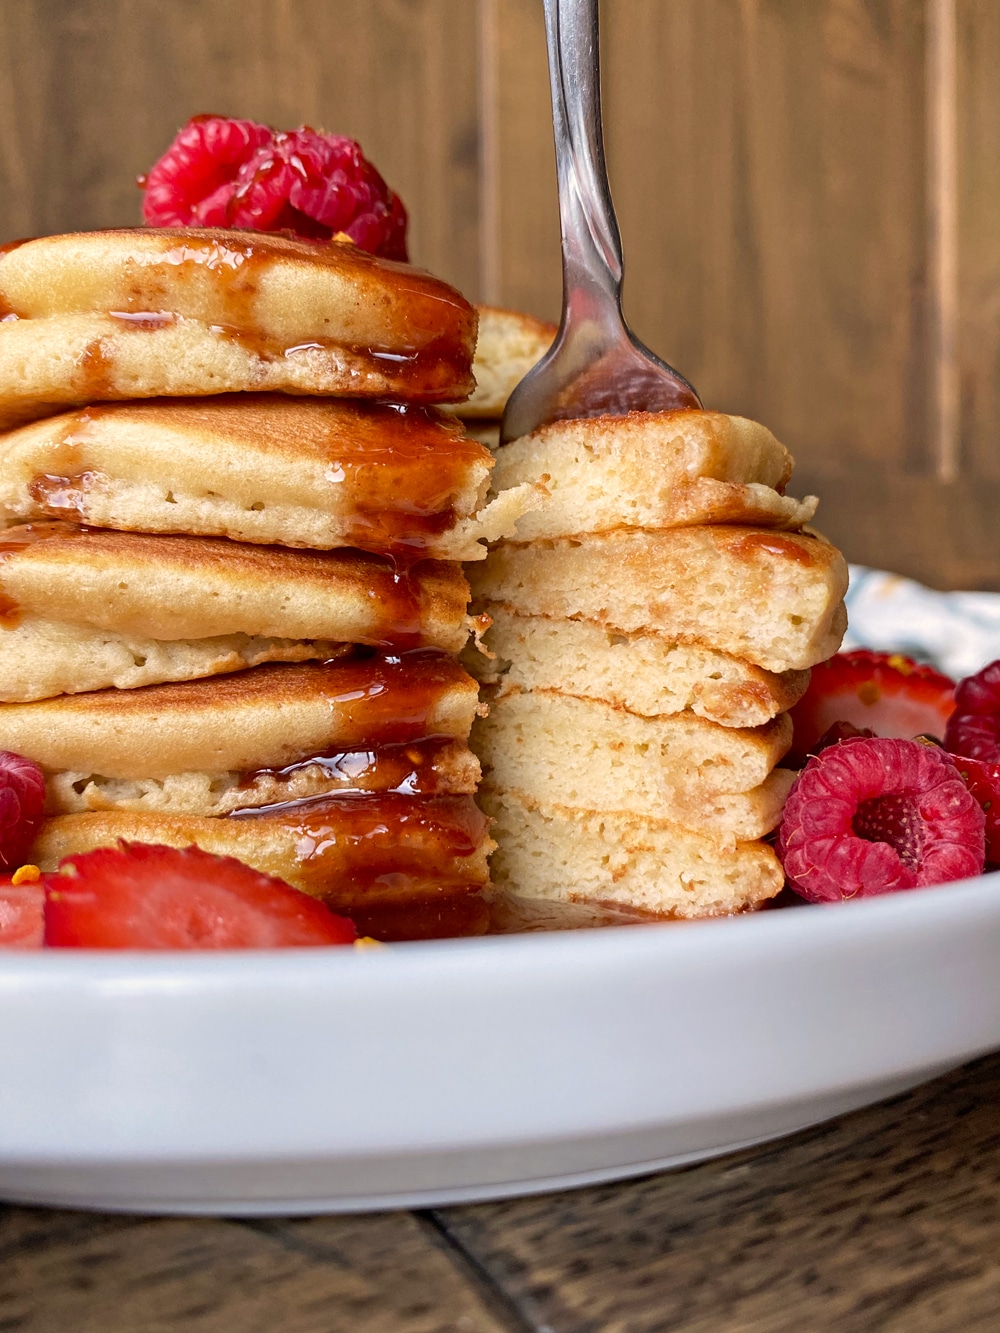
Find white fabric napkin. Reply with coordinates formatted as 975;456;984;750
844;566;1000;680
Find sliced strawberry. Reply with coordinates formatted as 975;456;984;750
788;651;955;768
44;842;357;949
0;875;44;948
950;754;1000;863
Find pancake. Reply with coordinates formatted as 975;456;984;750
0;397;534;558
32;792;494;941
482;790;783;917
449;307;557;420
489;410;818;537
47;737;481;818
471;606;810;729
470;526;849;673
0;228;477;427
0;653;480;781
0;618;353;702
0;524;471;677
474;688;790;808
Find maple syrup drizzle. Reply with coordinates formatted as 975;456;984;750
234;736;461;800
23;397;486;557
726;531;816;568
229;791;489;898
122;233;475;396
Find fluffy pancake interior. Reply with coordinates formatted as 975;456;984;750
470;526;849;673
470;605;810;729
482;789;783;917
490;409;818;537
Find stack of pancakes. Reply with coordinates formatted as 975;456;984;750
0;227;531;939
470;409;849;919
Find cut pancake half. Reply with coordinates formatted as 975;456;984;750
471;526;849;673
32;793;494;941
0;653;480;781
490;410;818;537
473;605;810;729
449;306;556;419
0;524;471;667
0;397;533;558
474;691;794;842
0;228;477;427
482;790;783;918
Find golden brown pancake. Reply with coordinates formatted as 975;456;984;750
470;606;810;729
0;397;533;558
482;789;783;917
1;653;480;784
33;792;494;941
470;526;849;674
0;524;472;700
489;410;818;537
0;228;477;427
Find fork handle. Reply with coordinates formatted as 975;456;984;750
543;0;624;315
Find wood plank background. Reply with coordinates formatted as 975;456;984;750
1;0;998;589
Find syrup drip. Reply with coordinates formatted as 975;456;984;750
280;649;472;746
235;736;462;800
727;531;816;567
229;791;489;900
127;233;474;397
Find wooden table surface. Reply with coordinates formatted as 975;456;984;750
4;1054;1000;1332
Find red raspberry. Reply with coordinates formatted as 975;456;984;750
943;659;1000;762
141;116;408;261
0;752;45;871
777;737;985;902
140;116;272;228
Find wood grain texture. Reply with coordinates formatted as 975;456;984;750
0;0;480;295
0;1207;513;1333
601;0;930;483
438;1052;1000;1333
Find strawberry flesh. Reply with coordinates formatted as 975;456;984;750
0;878;44;948
788;651;955;768
44;842;357;949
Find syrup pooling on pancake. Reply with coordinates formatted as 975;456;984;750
0;652;482;781
228;791;491;895
0;229;478;425
234;736;477;802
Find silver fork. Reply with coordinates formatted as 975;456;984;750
500;0;701;445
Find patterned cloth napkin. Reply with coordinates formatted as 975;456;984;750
844;567;1000;680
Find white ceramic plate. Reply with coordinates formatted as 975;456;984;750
2;870;1000;1215
4;567;999;1216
